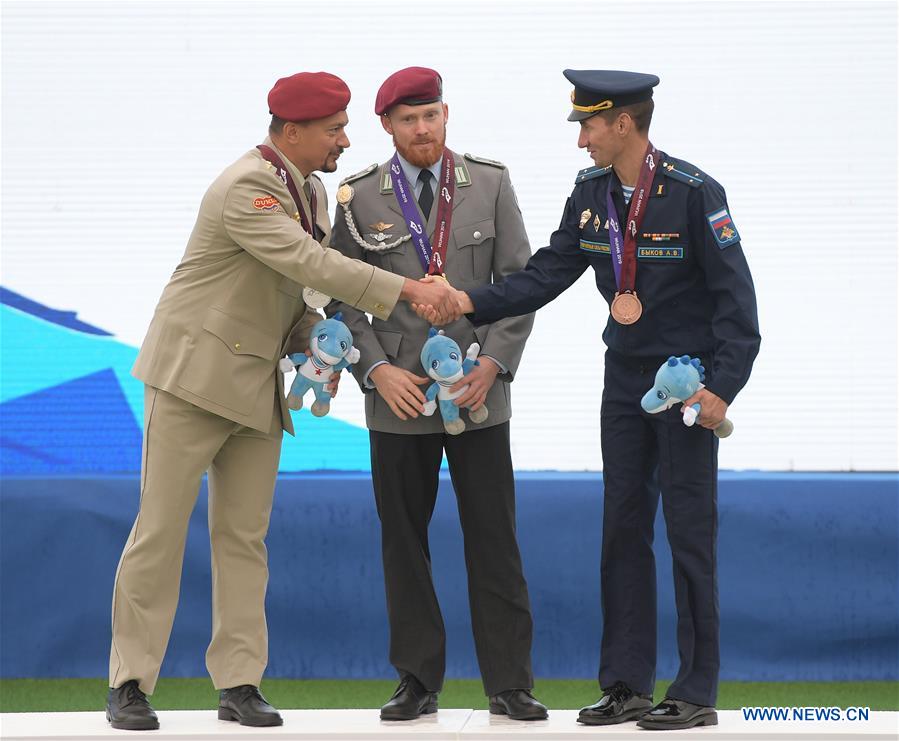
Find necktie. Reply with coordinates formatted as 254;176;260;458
418;169;434;220
302;180;322;240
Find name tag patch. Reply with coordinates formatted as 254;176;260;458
706;207;740;248
579;240;610;254
638;246;684;260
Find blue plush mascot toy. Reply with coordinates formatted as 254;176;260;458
278;312;359;417
641;355;734;439
420;329;488;435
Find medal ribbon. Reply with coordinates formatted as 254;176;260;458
389;149;456;275
256;145;316;236
606;142;659;292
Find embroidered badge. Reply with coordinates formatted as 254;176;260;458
366;233;395;243
579;209;592;229
253;196;280;211
706;208;740;248
579;240;611;254
637;246;685;259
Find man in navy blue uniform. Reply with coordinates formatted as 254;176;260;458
416;69;760;730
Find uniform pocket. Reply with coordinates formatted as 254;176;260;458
453;218;495;282
374;329;403;359
179;308;279;415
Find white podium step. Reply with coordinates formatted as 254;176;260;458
1;709;896;740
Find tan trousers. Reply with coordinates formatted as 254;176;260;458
109;386;282;694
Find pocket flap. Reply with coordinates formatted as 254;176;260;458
203;308;279;360
454;218;495;248
374;329;403;359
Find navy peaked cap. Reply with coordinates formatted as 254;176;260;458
563;69;660;121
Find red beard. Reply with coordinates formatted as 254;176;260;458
396;129;447;168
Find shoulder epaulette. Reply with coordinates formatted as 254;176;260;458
463;152;505;169
340;163;378;186
661;158;705;188
575;165;612;184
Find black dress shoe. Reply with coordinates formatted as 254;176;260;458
218;685;283;727
578;681;653;725
106;680;160;731
489;689;548;720
380;675;438;721
636;698;718;730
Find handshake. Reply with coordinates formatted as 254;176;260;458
401;274;473;326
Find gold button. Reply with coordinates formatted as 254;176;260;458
374;303;385;311
234;343;241;350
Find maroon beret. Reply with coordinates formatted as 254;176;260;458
375;67;443;116
267;72;351;122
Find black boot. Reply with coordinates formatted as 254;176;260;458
489;689;548;720
578;680;653;725
380;675;438;721
218;685;283;727
106;680;159;731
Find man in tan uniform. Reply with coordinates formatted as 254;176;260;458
106;71;457;731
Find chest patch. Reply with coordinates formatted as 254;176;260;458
638;246;685;260
580;239;610;254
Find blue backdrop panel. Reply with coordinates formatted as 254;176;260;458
1;473;897;681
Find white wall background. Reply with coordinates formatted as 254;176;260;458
2;0;897;471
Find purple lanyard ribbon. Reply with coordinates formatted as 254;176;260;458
606;142;659;292
389;150;455;274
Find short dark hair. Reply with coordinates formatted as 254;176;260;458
598;99;654;133
269;115;287;135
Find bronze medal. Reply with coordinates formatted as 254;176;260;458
610;291;643;325
302;287;331;309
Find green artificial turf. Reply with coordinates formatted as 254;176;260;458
1;679;897;713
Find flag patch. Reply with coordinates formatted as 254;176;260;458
706;207;740;248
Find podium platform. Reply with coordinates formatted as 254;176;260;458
2;710;897;740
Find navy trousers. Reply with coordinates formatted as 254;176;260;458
598;350;720;707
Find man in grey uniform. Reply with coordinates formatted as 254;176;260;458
328;67;546;722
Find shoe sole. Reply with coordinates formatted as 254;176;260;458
380;701;438;721
577;705;652;726
218;707;284;726
636;710;719;730
489;703;548;721
106;710;159;731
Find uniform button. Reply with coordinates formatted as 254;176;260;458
234;343;241;350
374;302;385;311
473;230;482;240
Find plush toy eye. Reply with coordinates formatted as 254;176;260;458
318;333;327;342
340;341;347;351
450;352;459;361
431;360;440;370
656;390;669;400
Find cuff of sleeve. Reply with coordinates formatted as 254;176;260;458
354;267;404;321
482;355;508;374
703;376;741;406
363;361;388;389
